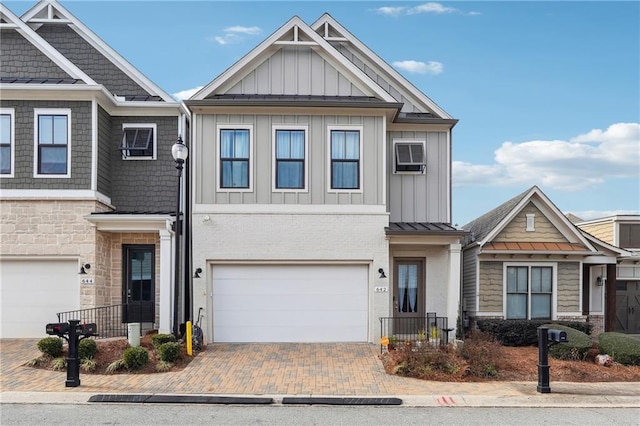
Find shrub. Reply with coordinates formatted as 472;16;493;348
459;330;504;377
78;338;98;360
382;344;463;380
106;358;126;374
476;320;592;346
123;346;149;370
51;357;67;371
543;324;593;360
151;333;176;349
598;332;640;366
157;342;181;363
80;358;97;372
37;337;63;358
156;360;174;372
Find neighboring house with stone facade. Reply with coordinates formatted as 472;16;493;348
0;1;188;338
185;14;466;344
461;186;629;335
575;215;640;334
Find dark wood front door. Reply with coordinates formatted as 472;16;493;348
616;280;640;334
122;245;155;324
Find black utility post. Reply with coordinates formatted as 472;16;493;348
537;326;567;393
537;326;551;393
66;319;81;387
171;137;189;338
46;320;97;388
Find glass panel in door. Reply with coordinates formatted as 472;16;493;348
393;259;425;335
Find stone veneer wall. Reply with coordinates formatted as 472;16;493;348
0;199;112;308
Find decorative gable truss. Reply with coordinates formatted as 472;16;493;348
19;0;176;104
191;16;398;104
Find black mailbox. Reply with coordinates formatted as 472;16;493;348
76;323;98;336
46;322;70;336
547;329;568;343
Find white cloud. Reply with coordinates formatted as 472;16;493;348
392;60;443;74
210;25;262;45
453;123;640;191
172;86;203;101
374;6;407;17
408;2;456;14
376;3;480;17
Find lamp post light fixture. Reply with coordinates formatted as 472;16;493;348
171;136;188;338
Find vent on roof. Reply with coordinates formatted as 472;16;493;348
394;141;425;173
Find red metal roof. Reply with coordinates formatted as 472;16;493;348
483;241;589;252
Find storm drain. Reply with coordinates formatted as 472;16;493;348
282;397;402;406
88;394;273;404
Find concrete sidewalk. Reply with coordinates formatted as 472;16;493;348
1;339;639;407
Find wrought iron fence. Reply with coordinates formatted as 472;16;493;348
57;304;127;339
379;313;452;353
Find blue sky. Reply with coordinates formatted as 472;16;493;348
7;1;639;225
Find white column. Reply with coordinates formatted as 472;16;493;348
447;243;462;343
158;229;172;334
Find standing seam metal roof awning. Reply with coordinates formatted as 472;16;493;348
385;222;468;236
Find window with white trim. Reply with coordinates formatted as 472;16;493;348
329;127;361;190
506;265;553;320
0;109;14;176
34;108;71;177
394;140;425;173
218;126;252;190
273;126;307;190
121;123;156;159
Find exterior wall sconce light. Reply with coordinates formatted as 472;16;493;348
596;276;605;286
78;263;90;275
378;268;387;278
193;268;202;278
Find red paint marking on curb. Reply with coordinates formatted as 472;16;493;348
436;396;457;406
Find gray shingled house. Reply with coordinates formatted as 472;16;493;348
0;0;188;338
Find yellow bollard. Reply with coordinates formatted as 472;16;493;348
186;320;193;356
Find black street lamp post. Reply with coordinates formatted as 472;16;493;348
171;137;188;338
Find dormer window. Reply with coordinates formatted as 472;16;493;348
121;124;156;160
394;141;425;173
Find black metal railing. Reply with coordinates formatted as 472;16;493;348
57;304;128;339
379;313;451;353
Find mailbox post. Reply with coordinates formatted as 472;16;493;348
537;326;568;393
45;319;98;387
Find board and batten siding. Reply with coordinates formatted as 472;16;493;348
195;114;385;206
495;203;567;242
462;246;479;314
557;261;580;312
332;43;422;113
388;131;448;222
224;47;367;97
478;261;503;312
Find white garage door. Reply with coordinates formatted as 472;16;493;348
213;264;368;342
1;260;79;338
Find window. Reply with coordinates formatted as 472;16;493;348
618;223;640;249
506;265;553;320
121;124;156;159
0;109;14;176
34;109;70;177
218;126;252;190
329;127;361;190
394;141;425;173
273;127;307;190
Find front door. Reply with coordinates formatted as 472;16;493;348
122;245;155;324
393;259;425;335
615;280;640;334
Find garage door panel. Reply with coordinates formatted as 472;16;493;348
213;265;368;342
215;293;365;312
1;260;79;338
